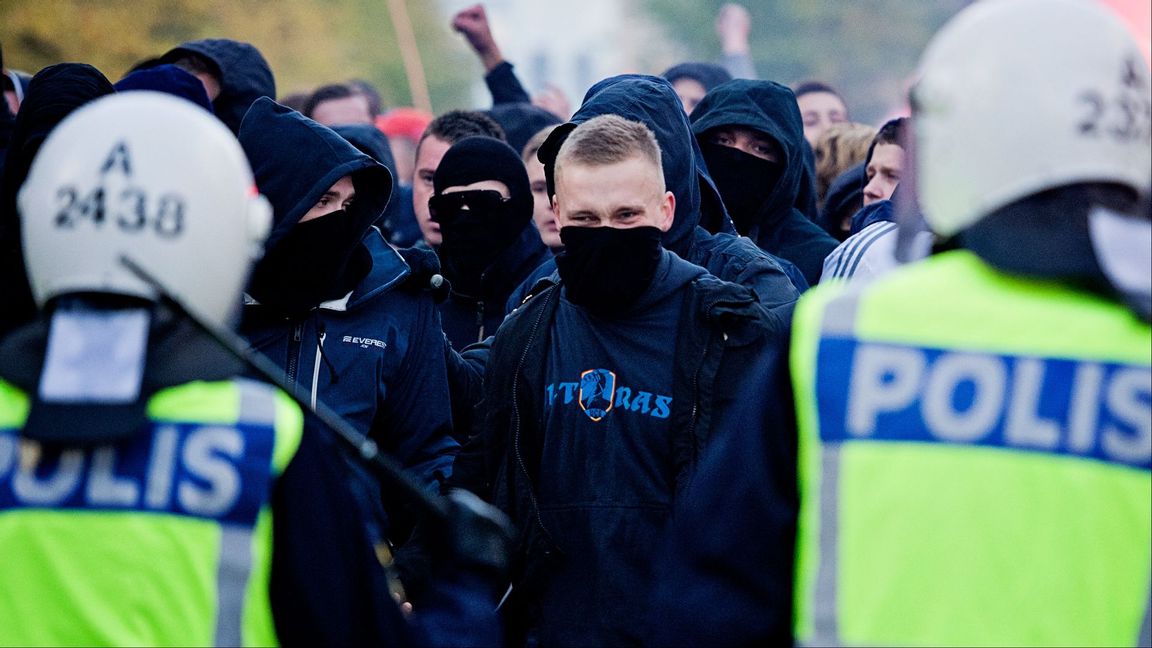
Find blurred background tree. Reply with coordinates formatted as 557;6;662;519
645;0;973;124
1;0;978;122
0;0;475;112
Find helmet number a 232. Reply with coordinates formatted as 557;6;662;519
53;141;185;238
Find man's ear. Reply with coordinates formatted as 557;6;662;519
658;191;676;232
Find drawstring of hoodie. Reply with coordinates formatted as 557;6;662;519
315;318;338;385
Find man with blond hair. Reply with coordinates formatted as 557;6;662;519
468;114;789;646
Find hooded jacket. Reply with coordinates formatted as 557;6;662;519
475;249;787;646
237;98;456;491
0;63;114;339
691;79;839;286
535;74;802;319
160;39;275;134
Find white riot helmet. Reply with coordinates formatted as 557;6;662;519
912;0;1151;238
18;91;271;328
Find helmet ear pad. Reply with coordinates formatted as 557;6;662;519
18;91;268;329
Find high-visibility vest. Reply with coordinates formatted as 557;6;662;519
791;250;1152;647
0;377;303;647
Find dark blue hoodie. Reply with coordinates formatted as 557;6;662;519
159;39;275;134
237;97;457;492
529;74;803;318
691;79;839;286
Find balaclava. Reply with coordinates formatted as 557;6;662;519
431;136;532;294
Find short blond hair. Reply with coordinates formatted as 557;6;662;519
555;114;663;181
814;122;877;205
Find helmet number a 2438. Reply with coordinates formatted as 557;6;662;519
52;140;185;238
54;186;185;238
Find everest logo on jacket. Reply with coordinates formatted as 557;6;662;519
545;368;672;422
342;335;386;350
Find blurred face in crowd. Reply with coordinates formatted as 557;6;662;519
863;143;904;206
798;91;847;146
311;95;373;126
525;155;562;249
672;78;708;116
554;154;674;232
705;126;781;162
413;135;452;245
301;175;355;222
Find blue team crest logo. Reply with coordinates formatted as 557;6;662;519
579;369;616;421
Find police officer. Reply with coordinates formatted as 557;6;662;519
791;2;1151;642
0;92;433;645
648;1;1152;645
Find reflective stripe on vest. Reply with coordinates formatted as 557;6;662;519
791;251;1152;647
0;377;302;647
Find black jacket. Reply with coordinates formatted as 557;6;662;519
472;266;787;644
691;79;839;286
160;39;275;134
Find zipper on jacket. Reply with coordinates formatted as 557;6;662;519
311;331;326;410
476;299;486;343
512;287;557;550
286;323;303;391
686;297;725;453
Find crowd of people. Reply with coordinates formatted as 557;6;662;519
0;0;1149;646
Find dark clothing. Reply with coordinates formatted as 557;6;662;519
479;60;563;154
646;343;798;646
821;162;866;241
487;102;562;156
113;64;213;113
160;39;275;134
485;60;532;105
797;139;820;221
474;252;786;646
331;123;420;247
538;75;802;316
0;63;114;339
661;62;733;91
240;232;458;490
691;79;839;285
439;224;551;348
237;97;456;490
385;183;424;248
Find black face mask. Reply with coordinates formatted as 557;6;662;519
431;190;523;295
555;226;663;317
248;210;371;317
701;142;783;234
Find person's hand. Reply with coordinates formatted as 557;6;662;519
715;3;752;55
452;4;504;71
532;85;572;121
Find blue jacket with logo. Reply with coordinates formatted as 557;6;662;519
237;98;457;493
